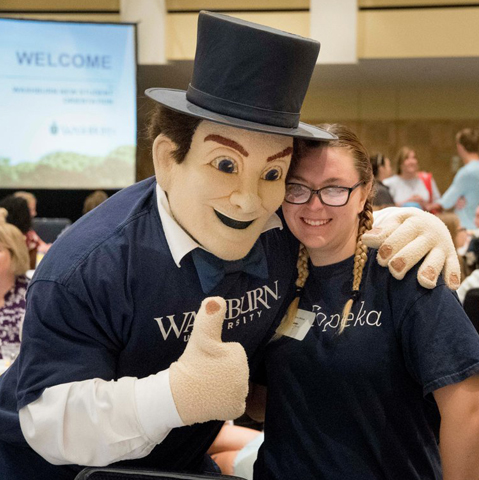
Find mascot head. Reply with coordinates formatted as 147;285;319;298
147;11;334;260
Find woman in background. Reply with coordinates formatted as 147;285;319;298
0;195;37;269
0;208;30;360
383;146;440;209
82;190;108;215
251;124;479;480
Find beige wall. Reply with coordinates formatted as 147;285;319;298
305;118;474;194
301;85;479;193
358;8;479;59
165;2;479;60
302;85;479;122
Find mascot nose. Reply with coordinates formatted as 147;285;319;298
230;183;262;213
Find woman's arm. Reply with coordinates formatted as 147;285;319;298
433;374;479;480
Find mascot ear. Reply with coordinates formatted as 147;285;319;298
153;134;177;191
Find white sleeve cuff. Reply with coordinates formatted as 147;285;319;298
134;368;185;443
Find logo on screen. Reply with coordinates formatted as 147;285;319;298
48;122;116;136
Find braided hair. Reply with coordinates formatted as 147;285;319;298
275;123;374;339
338;198;374;334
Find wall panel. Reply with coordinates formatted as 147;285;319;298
358;7;479;58
166;11;309;59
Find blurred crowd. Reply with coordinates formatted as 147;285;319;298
0;190;108;361
370;127;479;332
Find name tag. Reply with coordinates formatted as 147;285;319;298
282;309;315;341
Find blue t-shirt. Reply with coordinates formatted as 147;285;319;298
254;251;479;480
438;160;479;229
0;177;298;479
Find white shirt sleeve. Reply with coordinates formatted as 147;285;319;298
456;270;479;304
19;369;184;466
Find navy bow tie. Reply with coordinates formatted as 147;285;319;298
191;242;269;294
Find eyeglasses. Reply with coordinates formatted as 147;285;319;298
284;181;365;206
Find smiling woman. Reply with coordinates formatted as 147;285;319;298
282;126;372;270
383;146;441;208
252;124;479;480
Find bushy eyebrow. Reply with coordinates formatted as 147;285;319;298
204;134;249;157
267;146;293;163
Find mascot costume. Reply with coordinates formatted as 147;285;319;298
0;11;460;479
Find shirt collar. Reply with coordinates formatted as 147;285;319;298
155;184;283;267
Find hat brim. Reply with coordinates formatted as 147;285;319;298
145;88;336;141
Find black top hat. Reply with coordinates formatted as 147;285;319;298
146;11;335;141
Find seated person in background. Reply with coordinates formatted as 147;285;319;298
13;191;51;254
463;288;479;334
251;124;479;480
0;196;37;270
383;146;441;209
457;205;479;271
0;208;30;359
82;190;108;215
369;152;394;209
436;212;469;280
457;237;479;304
207;422;262;479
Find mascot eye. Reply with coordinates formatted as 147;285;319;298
211;157;238;174
262;167;282;181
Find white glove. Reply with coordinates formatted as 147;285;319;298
363;208;461;290
169;297;249;425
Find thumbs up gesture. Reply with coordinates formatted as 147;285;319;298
169;297;249;425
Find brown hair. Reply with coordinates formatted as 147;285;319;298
14;191;36;205
275;124;374;339
370;152;387;179
456;128;479;153
83;190;108;215
0;195;31;234
0;208;30;276
435;212;461;248
147;105;202;164
394;146;415;175
436;211;468;280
